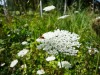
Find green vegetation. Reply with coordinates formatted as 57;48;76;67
0;1;100;75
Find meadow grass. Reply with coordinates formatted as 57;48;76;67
0;8;100;75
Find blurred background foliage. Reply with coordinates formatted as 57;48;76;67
0;0;93;15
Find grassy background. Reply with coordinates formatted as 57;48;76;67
0;7;100;75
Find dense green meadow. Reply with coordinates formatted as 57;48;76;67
0;7;100;75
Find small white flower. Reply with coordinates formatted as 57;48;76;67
46;56;55;61
36;38;44;43
74;11;79;14
0;19;2;21
1;63;5;66
24;24;28;27
57;15;70;19
7;34;10;37
10;59;18;67
37;69;45;75
88;46;99;55
96;16;100;20
99;66;100;69
17;49;29;57
21;64;27;68
21;41;28;45
43;5;55;11
58;61;71;69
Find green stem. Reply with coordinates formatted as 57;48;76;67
95;53;100;75
58;52;62;68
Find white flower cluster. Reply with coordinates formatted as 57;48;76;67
46;56;55;61
87;46;99;55
43;5;55;11
58;61;72;69
10;59;18;67
21;64;27;68
99;66;100;69
17;49;29;57
96;16;100;20
57;15;70;20
0;63;5;67
37;69;45;75
21;41;28;45
36;29;81;56
9;49;29;68
74;11;79;14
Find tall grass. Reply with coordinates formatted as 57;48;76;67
0;7;100;75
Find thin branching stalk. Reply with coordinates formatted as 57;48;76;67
78;0;81;11
40;0;42;17
58;52;62;68
63;0;67;15
92;0;95;13
95;53;100;75
3;0;9;21
58;52;65;75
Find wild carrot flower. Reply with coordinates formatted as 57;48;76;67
1;63;5;66
10;59;18;67
46;56;55;61
57;15;70;19
36;29;81;56
21;41;28;45
96;16;100;20
37;69;45;75
21;64;27;68
17;49;29;57
58;61;71;69
88;46;99;55
7;34;10;37
43;5;55;11
99;66;100;69
74;11;79;14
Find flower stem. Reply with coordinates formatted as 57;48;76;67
58;52;62;68
95;53;100;75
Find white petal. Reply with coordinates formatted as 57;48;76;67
43;5;55;11
46;56;55;61
10;59;18;67
37;69;45;74
17;49;29;57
